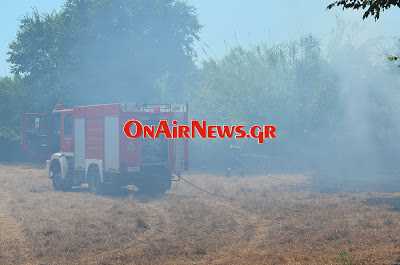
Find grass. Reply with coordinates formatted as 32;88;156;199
0;163;400;264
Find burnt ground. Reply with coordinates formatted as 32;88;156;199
1;163;400;264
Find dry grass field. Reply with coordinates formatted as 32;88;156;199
1;163;400;264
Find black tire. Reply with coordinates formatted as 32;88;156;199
88;166;103;195
52;165;72;191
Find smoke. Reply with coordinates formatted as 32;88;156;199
316;18;400;177
5;1;400;183
46;0;201;108
188;16;400;183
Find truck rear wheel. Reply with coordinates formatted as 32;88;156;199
88;166;103;195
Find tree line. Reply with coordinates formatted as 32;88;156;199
0;0;399;165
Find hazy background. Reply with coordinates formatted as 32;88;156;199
0;0;399;188
1;0;398;77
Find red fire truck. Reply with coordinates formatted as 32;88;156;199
23;103;188;195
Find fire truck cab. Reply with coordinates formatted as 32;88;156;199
23;103;188;195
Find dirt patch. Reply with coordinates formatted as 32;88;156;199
0;164;400;264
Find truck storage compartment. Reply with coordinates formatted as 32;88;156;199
140;118;168;164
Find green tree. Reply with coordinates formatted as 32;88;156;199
327;0;400;20
7;0;202;111
187;34;337;146
327;0;400;66
0;76;28;160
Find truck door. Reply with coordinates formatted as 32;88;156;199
23;113;49;157
60;113;73;152
51;112;61;154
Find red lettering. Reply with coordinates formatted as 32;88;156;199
191;120;207;138
178;125;191;138
234;125;246;138
124;119;276;144
155;120;172;138
123;120;142;138
264;125;277;138
217;126;235;138
143;125;155;139
208;126;217;139
250;125;264;144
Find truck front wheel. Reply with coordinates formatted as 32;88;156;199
52;165;72;191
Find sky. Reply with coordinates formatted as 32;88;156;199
0;0;399;77
188;0;399;62
0;0;65;76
